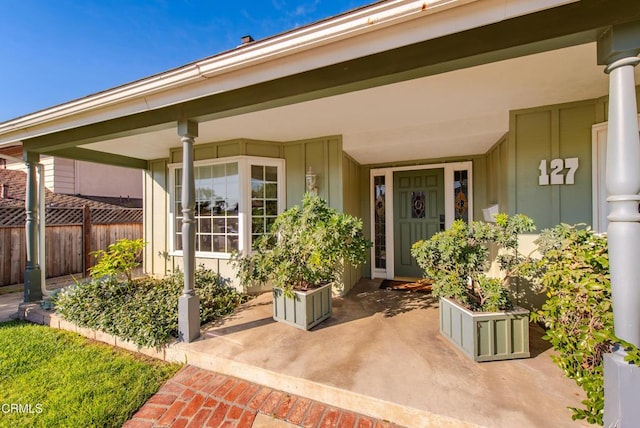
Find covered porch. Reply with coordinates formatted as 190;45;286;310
186;279;589;427
19;277;589;427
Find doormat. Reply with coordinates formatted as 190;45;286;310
380;279;433;293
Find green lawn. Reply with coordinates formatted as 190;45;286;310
0;320;181;428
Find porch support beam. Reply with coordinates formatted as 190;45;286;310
46;147;148;170
23;150;42;302
177;120;200;343
598;21;640;428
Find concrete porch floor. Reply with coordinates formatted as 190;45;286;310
12;276;591;427
180;278;589;428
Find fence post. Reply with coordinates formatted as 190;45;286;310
83;206;91;278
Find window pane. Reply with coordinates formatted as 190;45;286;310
266;216;276;232
252;217;264;234
252;181;264;198
199;235;212;252
226;162;238;177
265;200;278;216
213;236;225;252
226;200;239;215
213;218;225;233
454;170;469;223
199;218;211;233
174;162;239;254
227;217;239;233
252;200;264;216
265;183;277;199
251;165;263;180
228;236;239;252
212;164;226;179
265;166;278;181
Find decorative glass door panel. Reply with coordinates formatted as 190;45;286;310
373;176;386;270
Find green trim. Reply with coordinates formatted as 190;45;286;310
363;154;483;170
169;138;282;163
46;147;148;170
597;20;640;65
22;150;39;163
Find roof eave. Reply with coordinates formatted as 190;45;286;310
0;0;578;145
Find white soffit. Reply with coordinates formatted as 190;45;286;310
84;42;635;165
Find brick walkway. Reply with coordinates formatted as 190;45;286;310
124;365;403;428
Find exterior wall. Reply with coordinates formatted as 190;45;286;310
7;155;142;198
144;159;170;277
144;136;350;293
50;157;75;194
74;161;142;198
341;153;363;294
283;136;343;210
503;94;640;310
507;89;640;231
508;100;598;230
483;134;509;214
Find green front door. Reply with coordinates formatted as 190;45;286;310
393;169;445;278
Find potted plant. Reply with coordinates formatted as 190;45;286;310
233;193;371;330
411;214;535;361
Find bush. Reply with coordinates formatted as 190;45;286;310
410;214;535;312
233;193;371;296
54;266;247;348
522;224;640;425
90;238;145;282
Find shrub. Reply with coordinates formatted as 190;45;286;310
54;266;247;348
233;193;371;296
522;224;639;425
90;238;145;282
410;214;535;312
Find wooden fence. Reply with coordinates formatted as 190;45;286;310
0;206;143;287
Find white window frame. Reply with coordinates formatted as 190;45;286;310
369;161;473;279
591;115;640;233
168;156;286;259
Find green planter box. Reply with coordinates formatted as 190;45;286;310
439;297;530;362
272;283;332;330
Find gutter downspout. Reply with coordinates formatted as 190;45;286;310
36;163;50;297
0;153;50;297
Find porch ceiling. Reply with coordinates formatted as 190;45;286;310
83;42;636;165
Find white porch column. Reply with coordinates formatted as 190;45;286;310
177;120;200;342
23;151;42;302
598;21;640;428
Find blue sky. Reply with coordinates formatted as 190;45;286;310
0;0;374;123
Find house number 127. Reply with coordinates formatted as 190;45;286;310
538;157;579;185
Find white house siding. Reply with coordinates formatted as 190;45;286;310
74;160;142;198
5;155;141;198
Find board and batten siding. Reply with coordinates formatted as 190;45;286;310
506;88;640;231
478;134;509;215
283;136;343;210
509;101;596;230
341;153;364;294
